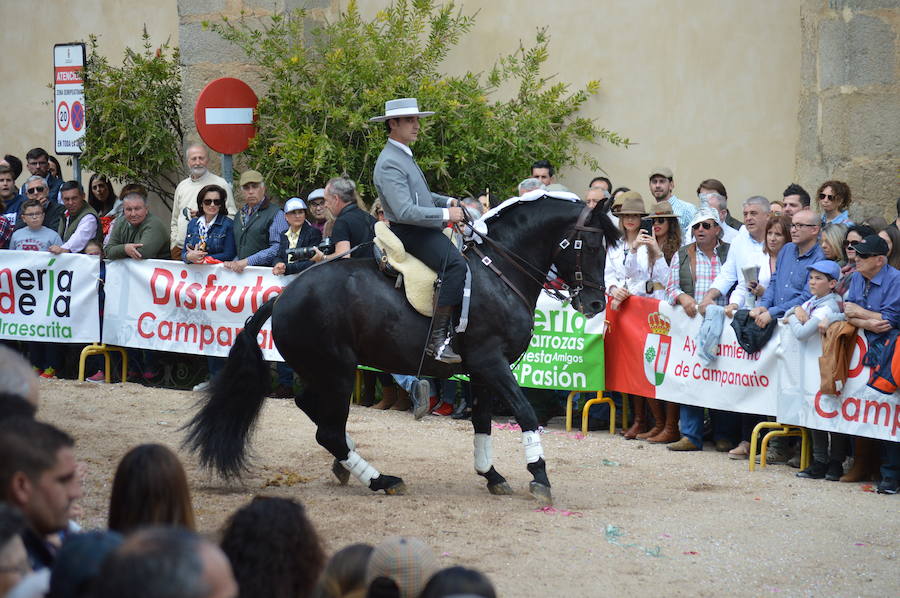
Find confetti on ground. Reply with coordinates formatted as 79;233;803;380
535;506;583;517
683;551;699;555
861;484;876;493
262;469;311;488
604;524;663;557
853;542;868;546
600;458;620;467
659;533;672;538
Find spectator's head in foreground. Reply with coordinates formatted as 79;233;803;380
0;345;40;421
313;543;374;598
0;504;29;596
365;536;438;598
48;530;123;598
419;566;497;598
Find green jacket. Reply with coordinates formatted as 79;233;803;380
106;213;171;260
234;199;280;260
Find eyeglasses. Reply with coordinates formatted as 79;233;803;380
22;211;43;218
27;160;48;167
844;240;858;249
286;210;305;216
790;223;818;229
308;200;325;207
855;253;877;259
818;193;834;200
26;186;46;194
202;198;223;206
692;221;714;231
652;217;670;224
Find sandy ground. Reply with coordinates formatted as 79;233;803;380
37;378;897;597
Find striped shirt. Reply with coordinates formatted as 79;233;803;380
665;242;726;305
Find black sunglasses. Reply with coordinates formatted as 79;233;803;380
26;186;46;194
652;217;671;224
818;193;834;200
202;198;223;206
692;221;714;231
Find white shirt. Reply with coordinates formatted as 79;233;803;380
387;137;413;157
720;223;740;243
170;170;236;249
605;240;670;300
711;228;766;303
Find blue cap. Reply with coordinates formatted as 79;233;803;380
807;259;840;280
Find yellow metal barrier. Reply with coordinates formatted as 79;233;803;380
749;421;811;472
77;343;127;383
565;391;618;435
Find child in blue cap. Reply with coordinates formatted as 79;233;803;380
782;259;847;480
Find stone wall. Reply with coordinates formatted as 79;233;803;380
797;0;900;222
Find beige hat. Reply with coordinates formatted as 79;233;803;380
649;167;674;180
239;170;263;186
616;191;648;215
369;98;435;122
365;536;438;598
649;201;678;219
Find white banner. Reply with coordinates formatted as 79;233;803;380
778;331;899;442
0;251;100;343
103;260;293;361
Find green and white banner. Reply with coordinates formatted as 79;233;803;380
0;251;101;343
512;294;605;391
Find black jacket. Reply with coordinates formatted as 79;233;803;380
276;221;322;275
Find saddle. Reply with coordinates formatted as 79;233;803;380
373;221;452;317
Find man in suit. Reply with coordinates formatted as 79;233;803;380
371;98;465;364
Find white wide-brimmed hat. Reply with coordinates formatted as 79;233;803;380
369;98;435;122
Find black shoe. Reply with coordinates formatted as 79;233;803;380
876;478;899;495
426;306;462;364
796;461;828;479
450;399;469;420
825;460;844;481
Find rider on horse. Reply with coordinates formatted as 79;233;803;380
371;98;466;364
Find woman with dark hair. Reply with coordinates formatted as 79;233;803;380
107;444;196;533
47;155;63;180
87;173;117;216
878;225;900;270
221;496;326;598
313;543;374;598
183;184;235;264
817;180;852;226
419;567;497;598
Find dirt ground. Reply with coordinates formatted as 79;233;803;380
37;378;897;597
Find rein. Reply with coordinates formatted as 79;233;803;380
459;203;606;309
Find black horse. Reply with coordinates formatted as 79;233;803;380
183;195;618;505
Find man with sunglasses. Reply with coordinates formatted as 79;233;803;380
14;176;64;233
18;148;62;204
843;234;900;494
748;210;825;328
170;144;236;260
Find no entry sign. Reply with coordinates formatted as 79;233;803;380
194;78;259;155
54;43;86;155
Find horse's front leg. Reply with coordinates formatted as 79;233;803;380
468;377;513;495
470;365;552;505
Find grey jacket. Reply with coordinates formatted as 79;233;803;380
373;141;452;228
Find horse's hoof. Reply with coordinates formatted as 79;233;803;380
487;481;514;496
331;459;350;486
529;482;553;506
384;481;408;495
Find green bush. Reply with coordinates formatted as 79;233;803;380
80;28;183;209
208;0;628;201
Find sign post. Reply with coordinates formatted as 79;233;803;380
54;43;86;183
193;78;259;188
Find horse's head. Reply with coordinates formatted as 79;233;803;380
552;204;620;318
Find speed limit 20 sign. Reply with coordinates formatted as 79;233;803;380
54;43;86;155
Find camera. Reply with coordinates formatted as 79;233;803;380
286;237;335;260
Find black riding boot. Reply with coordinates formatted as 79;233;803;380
427;305;462;364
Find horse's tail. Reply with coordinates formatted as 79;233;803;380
182;296;277;479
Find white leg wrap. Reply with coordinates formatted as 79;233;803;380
522;430;544;464
340;450;379;486
474;433;493;474
345;433;356;452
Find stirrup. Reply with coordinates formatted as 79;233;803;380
428;335;461;364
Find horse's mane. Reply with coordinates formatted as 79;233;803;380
479;194;620;248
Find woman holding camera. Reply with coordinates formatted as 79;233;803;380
182;184;236;264
272;197;322;276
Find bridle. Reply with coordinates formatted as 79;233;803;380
461;203;607;310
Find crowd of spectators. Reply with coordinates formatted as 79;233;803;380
1;146;897;497
0;346;496;598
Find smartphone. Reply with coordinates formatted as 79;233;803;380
640;219;654;236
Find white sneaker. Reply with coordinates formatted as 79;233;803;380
192;380;211;392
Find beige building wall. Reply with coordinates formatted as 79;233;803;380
348;0;803;212
0;0;179;182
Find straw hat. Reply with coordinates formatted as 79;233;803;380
616;191;647;216
369;98;435;122
649;201;678;219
